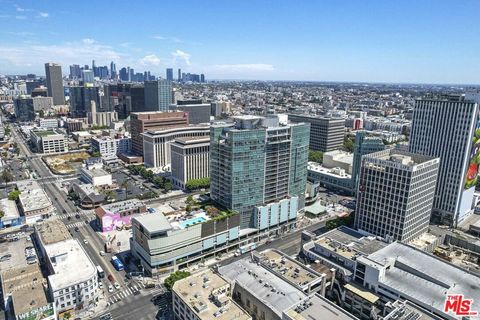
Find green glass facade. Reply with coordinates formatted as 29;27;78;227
210;117;310;228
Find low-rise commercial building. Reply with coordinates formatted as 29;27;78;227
95;199;147;232
307;162;353;195
323;150;353;174
143;124;210;168
39;118;59;129
218;252;345;320
91;136;131;158
0;198;24;229
79;167;112;186
70;183;105;209
302;226;480;320
1;265;55;320
171;136;210;189
43;239;99;315
16;180;54;224
71;131;92;143
131;209;241;276
29;130;68;154
172;269;251;320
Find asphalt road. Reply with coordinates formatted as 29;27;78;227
11;125;331;320
12;126;168;319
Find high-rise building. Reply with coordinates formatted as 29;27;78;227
110;61;116;79
69;64;81;79
44;62;65;105
178;68;181;82
92;59;97;77
144;79;172;111
129;68;134;82
171;136;210;189
82;70;94;84
14;96;35;121
210;115;310;227
409;93;480;226
355;149;439;242
166;68;173;81
351;131;385;192
288;115;344;152
69;86;101;117
200;74;205;83
130;111;189;155
171;99;211;124
119;67;128;81
143;125;210;168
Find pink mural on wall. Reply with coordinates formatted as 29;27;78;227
100;212;137;232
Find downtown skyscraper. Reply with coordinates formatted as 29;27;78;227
44;62;64;105
144;79;172;112
409;93;480;226
210;115;309;228
355;149;439;242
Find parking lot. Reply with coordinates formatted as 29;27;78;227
0;233;36;271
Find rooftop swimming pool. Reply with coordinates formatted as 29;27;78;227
180;216;206;228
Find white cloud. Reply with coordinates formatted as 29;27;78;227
213;64;275;72
152;35;182;43
15;15;26;20
7;31;34;36
39;12;49;18
138;54;161;66
82;38;96;45
171;49;191;65
14;5;33;12
0;39;123;73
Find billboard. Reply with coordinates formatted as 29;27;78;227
465;122;480;189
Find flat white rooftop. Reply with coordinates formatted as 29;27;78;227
45;238;96;292
16;180;52;213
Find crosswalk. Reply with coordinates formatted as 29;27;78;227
57;211;93;220
65;221;91;229
107;282;146;305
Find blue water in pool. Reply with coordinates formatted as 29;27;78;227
180;216;206;228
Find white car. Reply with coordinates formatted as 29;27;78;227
83;239;89;245
108;285;113;293
99;282;103;289
114;282;120;290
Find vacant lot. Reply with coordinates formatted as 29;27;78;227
44;151;90;174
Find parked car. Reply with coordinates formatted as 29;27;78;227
108;285;114;293
107;274;114;282
114;282;120;290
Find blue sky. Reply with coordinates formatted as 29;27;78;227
0;0;479;83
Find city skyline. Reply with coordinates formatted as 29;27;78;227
1;0;479;84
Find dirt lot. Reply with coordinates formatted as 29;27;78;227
43;151;90;174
